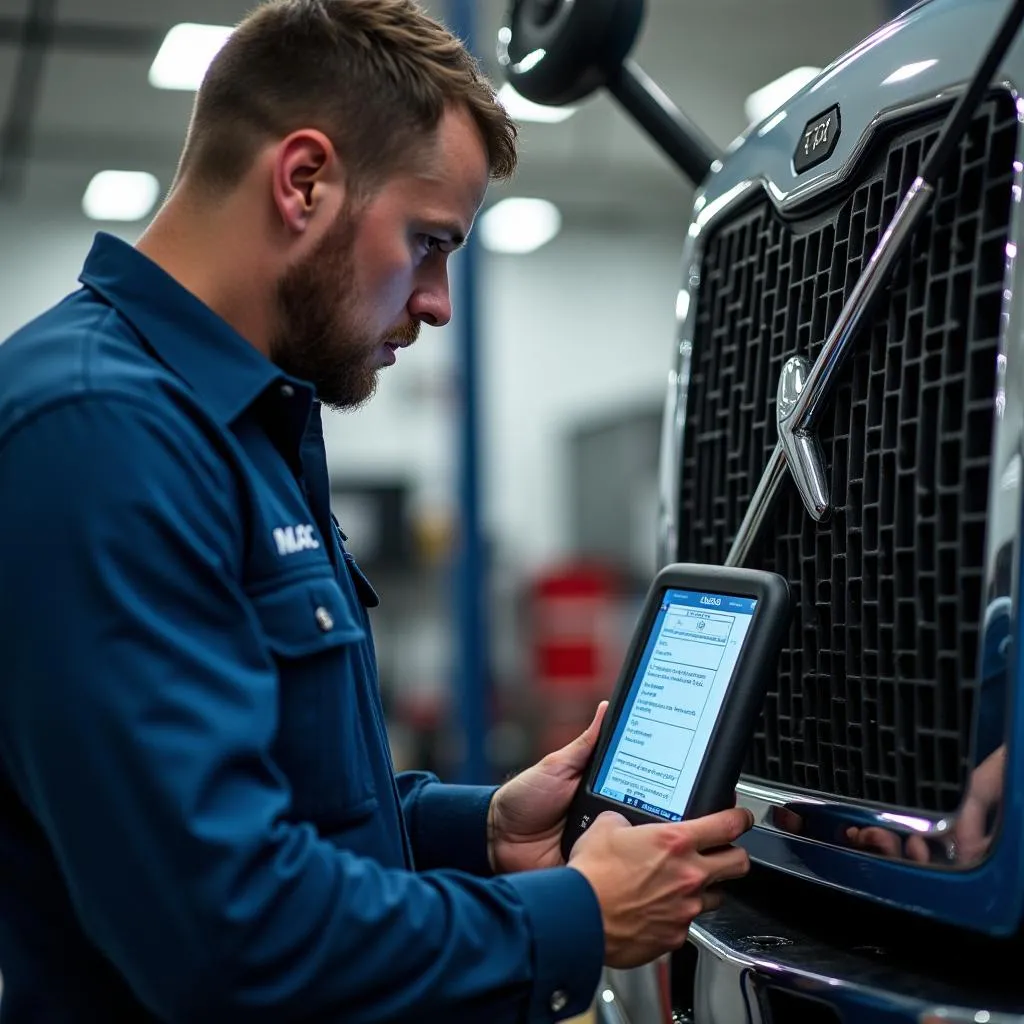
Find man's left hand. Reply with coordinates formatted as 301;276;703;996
487;702;607;875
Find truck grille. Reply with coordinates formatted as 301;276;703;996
679;95;1017;813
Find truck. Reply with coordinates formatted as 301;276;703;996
498;0;1024;1020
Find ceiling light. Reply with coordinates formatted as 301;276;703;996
744;66;821;125
82;171;161;222
497;83;577;124
479;198;561;255
149;23;234;91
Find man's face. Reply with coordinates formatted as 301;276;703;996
271;105;490;410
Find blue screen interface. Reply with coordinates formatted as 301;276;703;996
593;588;757;821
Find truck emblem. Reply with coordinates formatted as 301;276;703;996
776;356;831;522
794;105;841;174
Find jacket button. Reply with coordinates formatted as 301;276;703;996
549;990;568;1013
315;607;334;632
280;383;296;399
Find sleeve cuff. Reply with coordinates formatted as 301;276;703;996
501;867;604;1022
406;782;498;876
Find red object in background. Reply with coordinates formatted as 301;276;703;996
528;562;624;696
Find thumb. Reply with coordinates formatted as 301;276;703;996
592;809;630;832
555;701;609;773
570;809;631;860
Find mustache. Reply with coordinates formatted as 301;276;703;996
385;321;420;346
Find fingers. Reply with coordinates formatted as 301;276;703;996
905;835;931;864
954;796;989;865
679;808;754;852
969;744;1006;803
772;807;803;834
700;844;751;885
701;888;725;914
846;826;903;859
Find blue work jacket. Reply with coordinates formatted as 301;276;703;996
0;233;603;1023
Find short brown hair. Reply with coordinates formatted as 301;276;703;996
176;0;518;195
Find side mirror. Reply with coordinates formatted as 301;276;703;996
497;0;645;106
498;0;722;185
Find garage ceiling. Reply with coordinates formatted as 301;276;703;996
0;0;886;228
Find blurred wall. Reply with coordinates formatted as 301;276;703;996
322;222;689;570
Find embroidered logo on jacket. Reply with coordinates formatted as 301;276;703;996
273;524;320;556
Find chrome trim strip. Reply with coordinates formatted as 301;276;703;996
658;81;1024;874
767;88;969;212
657;299;695;572
598;959;674;1024
600;906;1024;1024
724;445;786;570
735;778;960;864
796;175;932;428
920;1011;1024;1023
594;987;632;1024
686;919;1024;1023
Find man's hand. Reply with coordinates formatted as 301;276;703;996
569;808;753;969
487;702;607;875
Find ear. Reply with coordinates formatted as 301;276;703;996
271;129;344;235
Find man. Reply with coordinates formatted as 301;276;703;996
0;1;753;1021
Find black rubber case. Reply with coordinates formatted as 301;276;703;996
560;562;791;861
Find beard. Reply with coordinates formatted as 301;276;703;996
270;209;418;410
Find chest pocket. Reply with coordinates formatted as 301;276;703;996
250;574;379;830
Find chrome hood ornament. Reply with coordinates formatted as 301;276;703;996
776;355;830;523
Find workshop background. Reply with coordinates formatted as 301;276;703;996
0;0;896;787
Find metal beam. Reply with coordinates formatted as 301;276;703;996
27;128;182;167
0;17;162;53
0;0;58;199
447;0;491;786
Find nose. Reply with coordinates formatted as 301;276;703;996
408;269;452;328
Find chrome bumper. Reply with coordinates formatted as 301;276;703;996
594;889;1024;1024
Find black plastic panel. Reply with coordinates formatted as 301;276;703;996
679;96;1017;812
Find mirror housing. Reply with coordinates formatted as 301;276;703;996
497;0;646;106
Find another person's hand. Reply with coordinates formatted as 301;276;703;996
487;702;608;875
567;808;753;969
951;743;1006;864
846;745;1006;865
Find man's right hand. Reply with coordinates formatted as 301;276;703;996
567;807;754;969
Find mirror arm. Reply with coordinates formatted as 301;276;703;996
607;60;723;184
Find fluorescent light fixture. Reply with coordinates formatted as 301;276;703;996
82;170;161;222
745;66;821;125
881;59;938;85
479;198;561;255
149;23;233;91
497;83;576;124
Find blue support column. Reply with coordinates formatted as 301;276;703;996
447;0;491;785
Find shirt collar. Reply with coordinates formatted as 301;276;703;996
78;231;313;426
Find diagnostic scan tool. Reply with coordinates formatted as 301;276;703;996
561;563;791;859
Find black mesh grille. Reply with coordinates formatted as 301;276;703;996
679;96;1017;813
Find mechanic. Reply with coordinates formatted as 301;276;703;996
0;2;754;1021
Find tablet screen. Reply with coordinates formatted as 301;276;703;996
593;588;758;821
